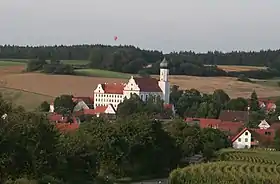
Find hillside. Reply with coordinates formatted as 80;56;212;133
1;45;280;79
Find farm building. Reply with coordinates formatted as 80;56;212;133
93;58;171;110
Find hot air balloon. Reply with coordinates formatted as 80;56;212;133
114;36;118;41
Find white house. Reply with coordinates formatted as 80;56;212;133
232;128;252;149
258;120;271;129
93;58;171;110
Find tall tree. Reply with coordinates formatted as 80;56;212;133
249;90;260;111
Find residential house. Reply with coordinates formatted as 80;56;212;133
74;104;117;120
232;128;252;149
185;118;244;137
258;120;270;129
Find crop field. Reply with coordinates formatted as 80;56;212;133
74;69;131;79
216;65;267;72
169;150;280;184
0;63;279;110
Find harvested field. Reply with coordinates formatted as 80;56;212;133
0;72;279;99
0;87;53;111
0;65;25;76
216;65;267;72
0;73;126;97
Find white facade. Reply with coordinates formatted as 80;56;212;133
232;130;251;149
258;120;270;129
158;68;170;104
94;83;124;109
93;58;170;109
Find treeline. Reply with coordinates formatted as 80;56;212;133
2;45;280;78
26;59;74;75
0;94;230;184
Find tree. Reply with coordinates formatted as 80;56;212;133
166;119;203;158
249;90;260;111
89;48;103;68
274;129;280;151
56;131;99;184
80;115;180;178
169;85;183;105
226;97;248;111
53;95;75;116
39;101;50;112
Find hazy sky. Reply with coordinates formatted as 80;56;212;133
0;0;279;53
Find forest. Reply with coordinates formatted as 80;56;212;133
2;45;280;78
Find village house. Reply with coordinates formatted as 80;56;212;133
185;114;280;149
93;58;171;110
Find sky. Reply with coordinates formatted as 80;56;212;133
0;0;279;53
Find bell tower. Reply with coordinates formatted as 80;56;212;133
158;58;170;104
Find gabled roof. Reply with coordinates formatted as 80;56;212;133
219;110;249;123
94;106;109;114
74;105;116;116
101;83;125;94
134;77;162;92
185;118;244;136
231;128;249;142
48;113;68;123
72;96;94;104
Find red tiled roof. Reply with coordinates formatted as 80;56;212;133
219;110;249;123
231;128;248;142
94;106;109;114
185;118;244;136
55;123;79;132
269;123;280;130
74;105;114;116
218;121;244;135
134;77;162;92
266;102;276;111
164;104;173;109
48;113;68;123
250;128;275;144
101;83;124;94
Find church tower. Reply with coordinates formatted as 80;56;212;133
158;58;170;104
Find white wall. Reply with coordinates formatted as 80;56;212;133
49;104;54;112
232;130;251;149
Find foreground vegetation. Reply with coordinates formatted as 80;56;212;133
0;92;232;184
169;150;280;184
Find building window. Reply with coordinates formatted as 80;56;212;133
245;138;248;142
238;138;241;142
265;132;272;136
245;132;248;136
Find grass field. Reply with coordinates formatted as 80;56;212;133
253;78;280;87
74;69;131;79
60;60;90;65
216;65;267;72
0;61;26;66
169;149;280;183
